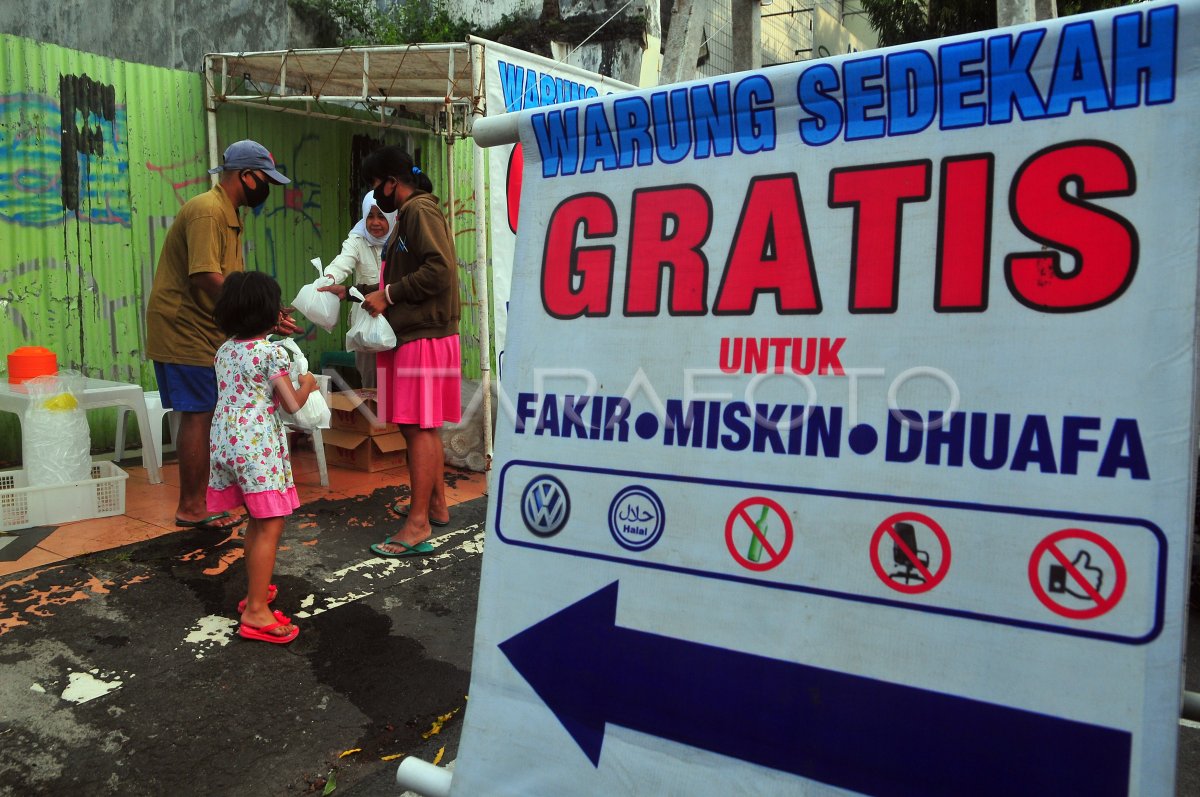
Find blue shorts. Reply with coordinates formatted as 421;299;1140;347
153;361;218;412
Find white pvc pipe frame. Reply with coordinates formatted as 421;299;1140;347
203;43;495;468
395;757;451;796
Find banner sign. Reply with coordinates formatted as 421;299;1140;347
457;4;1200;795
478;39;634;381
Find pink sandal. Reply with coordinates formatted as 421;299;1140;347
238;609;298;645
236;584;278;614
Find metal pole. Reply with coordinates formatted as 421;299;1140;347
210;99;430;134
470;42;494;467
205;56;222;186
213;42;469;59
221;94;472;105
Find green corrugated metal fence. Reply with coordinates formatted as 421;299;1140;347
0;34;482;463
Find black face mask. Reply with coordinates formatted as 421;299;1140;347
240;171;270;208
373;180;397;214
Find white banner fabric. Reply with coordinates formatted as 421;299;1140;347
479;38;634;381
457;4;1200;795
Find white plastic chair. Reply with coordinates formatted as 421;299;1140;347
114;390;179;467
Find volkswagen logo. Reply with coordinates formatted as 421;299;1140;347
521;475;570;537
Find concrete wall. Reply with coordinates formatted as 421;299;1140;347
451;0;541;30
0;0;318;72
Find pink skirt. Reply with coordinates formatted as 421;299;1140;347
207;484;300;519
376;334;461;428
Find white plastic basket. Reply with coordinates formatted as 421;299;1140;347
0;461;128;532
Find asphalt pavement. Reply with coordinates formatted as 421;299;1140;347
0;486;485;796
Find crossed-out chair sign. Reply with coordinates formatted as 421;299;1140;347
890;522;930;585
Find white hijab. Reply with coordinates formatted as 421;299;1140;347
350;191;397;248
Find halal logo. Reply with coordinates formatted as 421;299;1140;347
608;485;665;551
521;475;570;537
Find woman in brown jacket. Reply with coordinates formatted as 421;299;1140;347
322;146;461;555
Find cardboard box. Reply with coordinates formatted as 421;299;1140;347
328;389;398;435
322;428;407;472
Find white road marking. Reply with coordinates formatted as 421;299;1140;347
176;525;485;652
60;669;127;704
182;615;240;659
294;525;485;619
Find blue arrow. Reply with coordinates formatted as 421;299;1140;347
499;581;1131;796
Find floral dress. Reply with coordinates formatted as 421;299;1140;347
206;338;300;518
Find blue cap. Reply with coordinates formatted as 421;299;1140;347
208;139;291;184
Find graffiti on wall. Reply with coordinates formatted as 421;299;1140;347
449;195;477;241
146;153;209;207
0;76;131;227
254;133;323;234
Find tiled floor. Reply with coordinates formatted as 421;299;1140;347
0;442;489;579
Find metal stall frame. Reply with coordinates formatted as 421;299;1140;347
202;43;494;468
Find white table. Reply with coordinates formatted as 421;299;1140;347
0;377;162;484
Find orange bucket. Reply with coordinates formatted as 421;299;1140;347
8;346;58;384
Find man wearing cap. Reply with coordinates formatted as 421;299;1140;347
146;139;298;531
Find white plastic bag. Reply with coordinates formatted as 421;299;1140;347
345;287;397;353
291;257;341;332
273;338;331;429
22;371;91;485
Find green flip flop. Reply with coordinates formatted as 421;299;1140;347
390;501;449;527
370;539;435;558
175;511;244;531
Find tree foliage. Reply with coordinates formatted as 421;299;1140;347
860;0;1144;47
289;0;647;62
289;0;471;46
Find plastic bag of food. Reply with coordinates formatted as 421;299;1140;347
273;338;331;429
345;287;397;353
292;257;340;332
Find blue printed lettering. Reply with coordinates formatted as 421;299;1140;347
797;64;842;146
613;96;655;168
987;30;1047;123
939;39;987;129
734;75;776;154
886;50;937;136
651;88;693;164
1046;21;1110;116
581;104;619;173
532;108;580;177
844;55;887;141
1112;6;1177;108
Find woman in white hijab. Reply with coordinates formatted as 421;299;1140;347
323;191;397;387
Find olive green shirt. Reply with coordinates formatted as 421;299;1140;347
145;184;244;366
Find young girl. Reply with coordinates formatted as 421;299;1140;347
209;271;317;644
